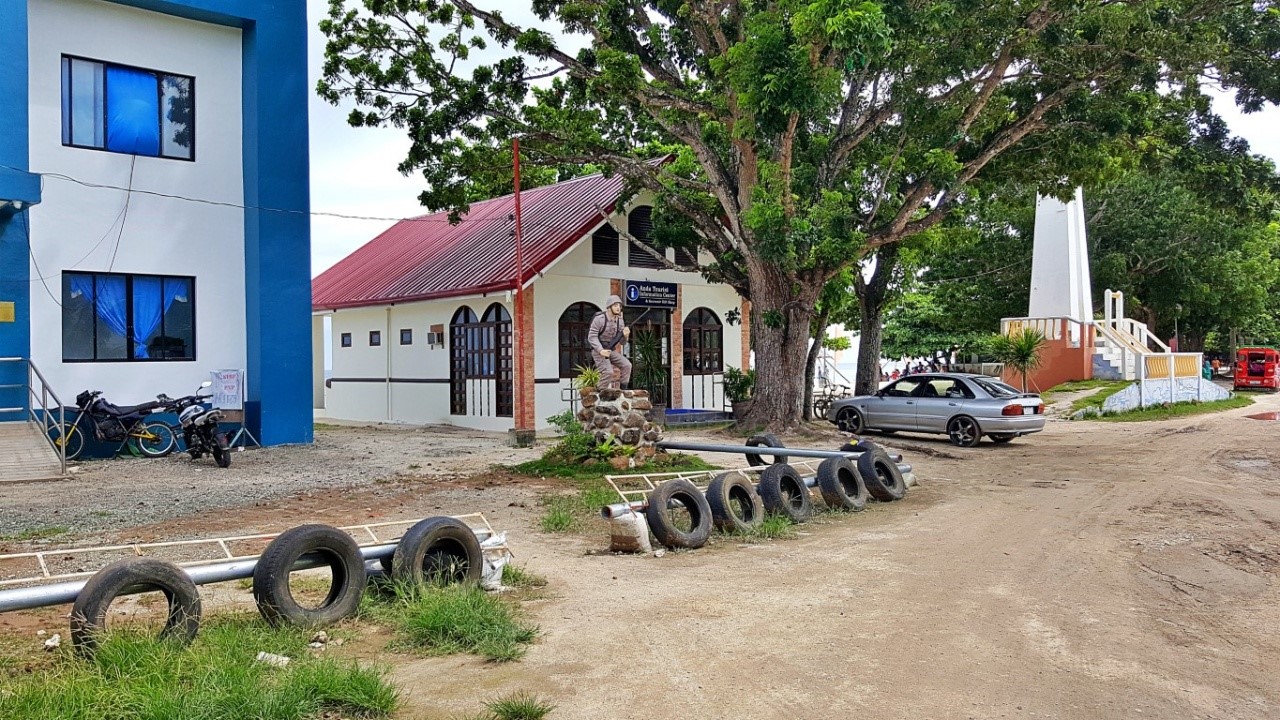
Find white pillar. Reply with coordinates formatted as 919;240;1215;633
1029;188;1093;323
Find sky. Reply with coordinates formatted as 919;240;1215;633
304;0;1280;278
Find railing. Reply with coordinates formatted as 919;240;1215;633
1100;289;1169;352
0;357;66;475
1137;352;1205;405
1000;316;1089;348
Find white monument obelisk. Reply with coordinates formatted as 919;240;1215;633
1028;187;1092;321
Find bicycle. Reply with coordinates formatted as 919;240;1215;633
811;383;852;419
46;390;176;461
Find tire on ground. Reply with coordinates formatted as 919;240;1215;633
745;433;788;467
757;464;812;523
816;457;868;511
857;447;907;501
70;557;201;656
706;471;764;532
645;479;713;549
253;524;367;627
213;434;231;468
391;516;483;588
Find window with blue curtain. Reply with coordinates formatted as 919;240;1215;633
61;56;194;160
62;272;196;362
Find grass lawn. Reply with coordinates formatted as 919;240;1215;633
1062;381;1133;414
1097;395;1254;422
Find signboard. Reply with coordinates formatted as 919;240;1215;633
210;369;244;411
623;280;677;309
0;301;13;323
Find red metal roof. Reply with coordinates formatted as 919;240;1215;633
312;171;628;310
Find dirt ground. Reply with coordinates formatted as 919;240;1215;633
3;394;1280;719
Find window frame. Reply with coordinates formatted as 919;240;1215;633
682;307;723;376
558;302;602;378
60;54;197;162
61;270;196;363
400;328;413;345
369;330;382;347
340;333;352;348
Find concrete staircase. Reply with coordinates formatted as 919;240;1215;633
0;421;65;483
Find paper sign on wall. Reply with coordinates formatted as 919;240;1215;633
210;369;244;410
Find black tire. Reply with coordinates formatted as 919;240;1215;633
391;516;483;588
706;472;764;533
946;415;982;448
816;457;868;511
70;557;201;656
212;433;231;468
835;407;864;434
645;479;713;549
253;524;367;627
136;422;177;458
49;423;85;461
990;433;1016;444
858;447;907;501
745;433;788;467
757;464;812;523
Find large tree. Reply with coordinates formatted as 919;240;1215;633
320;0;1277;429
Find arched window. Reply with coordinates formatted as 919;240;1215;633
482;303;514;418
449;306;478;415
683;307;723;375
559;302;601;378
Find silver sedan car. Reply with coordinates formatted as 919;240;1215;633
826;373;1045;447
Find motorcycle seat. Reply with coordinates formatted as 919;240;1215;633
93;399;162;417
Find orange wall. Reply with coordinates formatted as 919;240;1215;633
1002;321;1095;393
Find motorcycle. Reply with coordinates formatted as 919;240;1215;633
48;390;177;460
159;381;232;468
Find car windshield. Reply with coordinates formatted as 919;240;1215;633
972;377;1021;398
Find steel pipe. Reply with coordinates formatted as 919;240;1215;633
656;440;903;463
601;466;914;519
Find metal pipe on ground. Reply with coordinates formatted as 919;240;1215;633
0;544;400;614
600;465;914;519
655;440;903;463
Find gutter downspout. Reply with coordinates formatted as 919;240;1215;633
386;307;392;421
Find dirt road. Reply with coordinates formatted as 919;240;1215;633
4;396;1279;719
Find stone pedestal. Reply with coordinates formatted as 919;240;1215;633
576;388;664;457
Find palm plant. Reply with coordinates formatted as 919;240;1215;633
990;327;1047;392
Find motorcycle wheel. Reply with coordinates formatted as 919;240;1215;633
49;423;85;461
136;422;177;458
212;434;231;469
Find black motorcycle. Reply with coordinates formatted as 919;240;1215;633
159;381;232;468
48;391;177;460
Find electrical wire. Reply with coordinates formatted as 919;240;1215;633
106;155;137;272
22;209;62;308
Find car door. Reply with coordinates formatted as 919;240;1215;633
912;377;968;432
865;377;924;430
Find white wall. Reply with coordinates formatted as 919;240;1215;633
27;0;246;405
322;202;746;429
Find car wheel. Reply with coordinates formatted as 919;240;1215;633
990;433;1016;444
946;416;982;448
835;407;864;434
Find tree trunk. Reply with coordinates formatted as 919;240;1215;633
853;245;900;395
741;265;820;432
802;314;830;421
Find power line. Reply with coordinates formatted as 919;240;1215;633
22;210;62;308
107;156;137;272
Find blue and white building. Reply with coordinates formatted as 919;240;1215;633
0;0;313;445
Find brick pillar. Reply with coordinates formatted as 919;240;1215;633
670;286;684;408
740;299;752;369
610;278;622;299
510;284;537;446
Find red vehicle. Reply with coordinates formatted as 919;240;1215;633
1233;347;1280;390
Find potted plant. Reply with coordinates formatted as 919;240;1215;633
723;365;756;419
573;364;602;396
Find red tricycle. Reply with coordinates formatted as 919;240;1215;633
1233;347;1280;391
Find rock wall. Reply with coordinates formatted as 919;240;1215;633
577;388;663;458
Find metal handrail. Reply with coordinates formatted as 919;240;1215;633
0;357;65;475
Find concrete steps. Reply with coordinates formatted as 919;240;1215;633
0;421;65;483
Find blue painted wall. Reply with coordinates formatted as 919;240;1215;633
1;0;313;444
0;1;35;420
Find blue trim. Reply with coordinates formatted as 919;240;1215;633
0;2;32;419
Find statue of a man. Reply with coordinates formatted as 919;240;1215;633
588;294;632;390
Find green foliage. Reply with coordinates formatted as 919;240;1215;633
1095;395;1254;421
485;692;557;720
990;328;1047;392
0;617;398;720
500;564;549;590
0;526;69;542
629;330;668;404
722;366;757;403
730;515;797;542
821;335;851;352
365;584;538;663
572;364;601;389
1069;382;1135;414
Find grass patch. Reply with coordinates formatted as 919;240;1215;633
1066;381;1132;414
0;615;398;720
0;526;69;542
501;564;548;590
1045;378;1125;395
512;452;717;481
485;692;557;720
730;515;796;542
1097;395;1254;422
362;584;538;663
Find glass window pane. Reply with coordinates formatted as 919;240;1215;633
61;58;71;145
158;277;194;359
62;275;96;360
161;75;193;160
70;59;104;148
105;65;160;156
93;275;129;360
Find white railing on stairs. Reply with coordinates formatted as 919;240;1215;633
0;357;67;476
